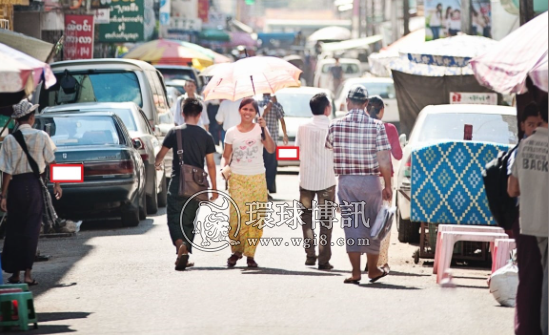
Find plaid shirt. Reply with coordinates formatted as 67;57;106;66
325;109;391;176
259;96;285;141
0;124;56;175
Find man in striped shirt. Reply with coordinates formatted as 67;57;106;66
295;93;336;270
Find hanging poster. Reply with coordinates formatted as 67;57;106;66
424;0;491;41
64;15;94;60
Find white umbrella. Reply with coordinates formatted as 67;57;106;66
308;26;351;42
0;42;56;94
470;11;548;94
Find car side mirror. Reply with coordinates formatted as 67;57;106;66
132;138;144;150
399;134;407;147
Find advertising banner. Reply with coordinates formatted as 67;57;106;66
198;0;208;22
64;15;94;60
425;0;491;41
160;0;170;25
98;0;145;42
171;0;197;19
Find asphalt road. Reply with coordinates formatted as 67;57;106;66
1;167;514;335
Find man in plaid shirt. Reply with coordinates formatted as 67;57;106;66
259;93;289;199
325;85;393;284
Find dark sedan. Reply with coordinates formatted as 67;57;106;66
34;112;146;227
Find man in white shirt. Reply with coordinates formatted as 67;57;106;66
295;93;336;270
216;98;247;148
172;79;210;130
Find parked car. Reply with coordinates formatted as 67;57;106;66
42;102;168;214
395;104;518;242
334;77;400;131
155;65;204;93
272;86;335;167
314;58;362;92
34;112;147;227
34;58;174;130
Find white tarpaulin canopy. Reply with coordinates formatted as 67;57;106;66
322;35;383;52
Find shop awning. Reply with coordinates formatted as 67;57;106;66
199;29;230;42
322;35;383;52
0;29;53;62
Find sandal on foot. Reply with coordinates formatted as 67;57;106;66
369;268;389;283
24;279;38;286
175;254;190;271
8;276;20;284
227;254;242;268
247;257;258;268
343;277;361;284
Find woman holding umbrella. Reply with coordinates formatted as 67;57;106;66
222;98;276;268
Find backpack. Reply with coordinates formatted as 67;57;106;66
482;145;519;230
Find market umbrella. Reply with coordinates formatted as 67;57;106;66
368;29;425;77
203;56;302;101
470;11;548;94
123;39;214;70
0;42;56;95
400;34;497;67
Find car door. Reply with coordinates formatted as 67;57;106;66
137;108;163;190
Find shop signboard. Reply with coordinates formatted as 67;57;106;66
198;0;208;22
425;0;492;41
450;92;497;105
160;0;170;25
64;15;94;60
98;0;144;43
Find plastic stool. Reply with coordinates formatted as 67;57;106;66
0;292;38;330
436;231;508;284
0;284;29;292
433;225;505;274
491;238;516;273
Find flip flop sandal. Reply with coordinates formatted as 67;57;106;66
369;269;389;283
175;254;190;271
343;278;361;284
24;279;38;286
7;277;21;284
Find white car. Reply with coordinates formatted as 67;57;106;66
395;104;518;243
334;77;400;130
314;58;362;92
273;86;335;167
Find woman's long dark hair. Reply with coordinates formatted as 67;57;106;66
367;95;385;120
239;98;260;115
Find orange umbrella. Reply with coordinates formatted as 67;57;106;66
123;39;213;69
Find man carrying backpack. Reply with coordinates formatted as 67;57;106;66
508;100;547;335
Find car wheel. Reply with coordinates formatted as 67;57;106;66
122;206;140;227
146;173;159;214
157;173;168;208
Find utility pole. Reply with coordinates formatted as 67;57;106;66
403;0;409;35
461;0;472;34
519;0;535;25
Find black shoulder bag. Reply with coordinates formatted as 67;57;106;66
12;130;61;233
175;126;210;202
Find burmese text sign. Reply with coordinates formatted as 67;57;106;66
64;15;94;60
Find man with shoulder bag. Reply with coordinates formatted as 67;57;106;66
0;100;62;286
155;98;218;271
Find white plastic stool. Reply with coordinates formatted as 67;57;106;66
436;231;508;284
433;225;505;274
491;238;516;273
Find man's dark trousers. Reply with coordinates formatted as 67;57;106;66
263;148;277;193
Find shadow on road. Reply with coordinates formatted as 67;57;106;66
241;267;341;277
387;270;431;278
358;282;421;290
37;311;92;322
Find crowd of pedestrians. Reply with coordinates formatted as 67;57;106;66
157;84;400;285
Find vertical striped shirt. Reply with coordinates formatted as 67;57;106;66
295;115;336;191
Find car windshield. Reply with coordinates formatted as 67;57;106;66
39;71;142;108
276;92;318;118
416;113;518;145
36;115;122;147
103;108;137;132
